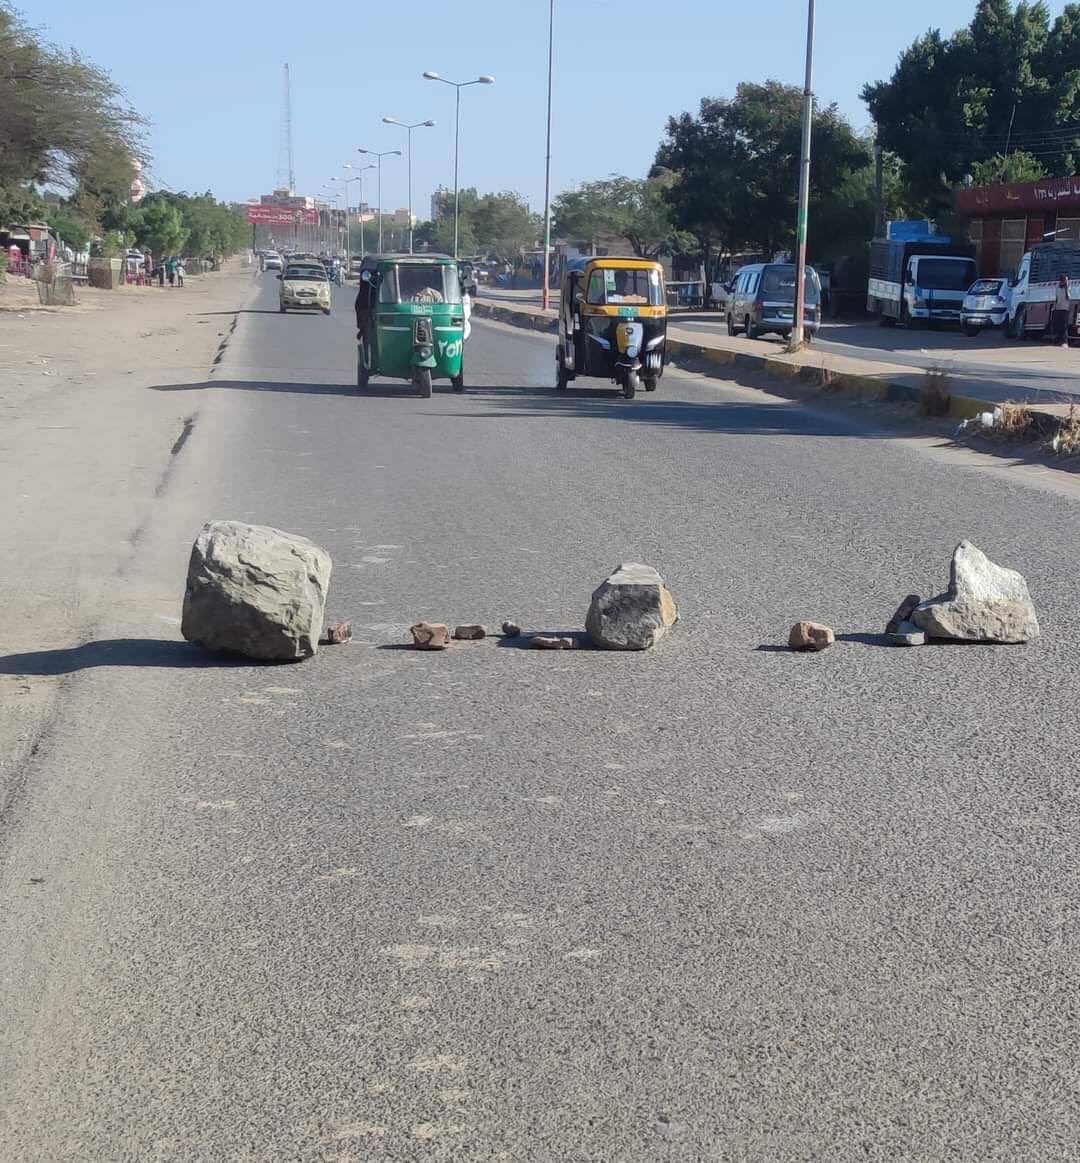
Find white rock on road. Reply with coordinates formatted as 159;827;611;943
586;563;677;651
912;540;1039;644
181;521;332;661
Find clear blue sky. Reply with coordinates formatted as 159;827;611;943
23;0;1073;214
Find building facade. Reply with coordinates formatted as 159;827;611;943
956;175;1080;278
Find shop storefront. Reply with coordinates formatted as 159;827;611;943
956;176;1080;278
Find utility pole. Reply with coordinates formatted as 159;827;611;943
283;63;295;192
541;0;555;310
873;134;884;240
789;0;816;351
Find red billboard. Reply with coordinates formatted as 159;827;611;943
245;204;318;226
956;176;1080;216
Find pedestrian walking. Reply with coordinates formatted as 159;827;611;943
176;259;185;288
165;256;177;287
1053;273;1074;346
157;260;165;287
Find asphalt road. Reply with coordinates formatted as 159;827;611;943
482;286;1080;402
4;270;1080;1159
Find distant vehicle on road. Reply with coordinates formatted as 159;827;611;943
726;262;821;341
355;254;467;396
708;277;733;311
960;278;1010;336
556;256;667;399
263;253;283;272
1004;241;1080;340
278;262;331;315
867;225;976;327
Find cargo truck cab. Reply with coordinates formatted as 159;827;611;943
867;224;977;329
902;255;977;323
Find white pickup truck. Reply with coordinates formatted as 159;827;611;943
1004;241;1080;339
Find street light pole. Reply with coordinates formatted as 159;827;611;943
357;148;401;253
541;0;555;310
423;71;495;259
790;0;816;351
383;117;435;254
342;163;377;257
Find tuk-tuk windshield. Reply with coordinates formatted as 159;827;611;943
585;267;663;306
378;264;462;305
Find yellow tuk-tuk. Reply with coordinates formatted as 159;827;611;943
556;257;667;399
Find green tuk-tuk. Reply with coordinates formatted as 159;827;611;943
354;254;466;397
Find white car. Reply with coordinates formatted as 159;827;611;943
960;277;1010;336
263;253;283;272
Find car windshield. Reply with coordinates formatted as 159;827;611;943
378;265;462;304
585;267;663;306
285;265;326;281
968;279;1003;295
917;259;975;290
759;266;820;304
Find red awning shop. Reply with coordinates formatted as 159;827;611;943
956;176;1080;278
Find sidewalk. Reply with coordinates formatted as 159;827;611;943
472;295;1079;429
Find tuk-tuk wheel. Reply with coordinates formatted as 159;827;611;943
451;373;465;392
357;353;370;390
415;368;433;398
556;361;571;391
644;377;658;392
622;370;639;400
323;307;331;316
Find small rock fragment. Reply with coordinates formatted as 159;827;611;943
453;624;486;641
886;620;926;647
586;563;677;651
788;622;835;652
411;622;451;650
886;594;921;635
325;621;352;644
530;635;574;650
501;621;521;638
911;541;1039;643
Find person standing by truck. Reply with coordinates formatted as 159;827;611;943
1053;274;1074;346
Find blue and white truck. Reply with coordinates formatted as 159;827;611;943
867;220;977;327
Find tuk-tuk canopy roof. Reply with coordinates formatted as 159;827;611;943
360;252;457;271
568;256;664;272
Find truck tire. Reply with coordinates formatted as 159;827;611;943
961;321;981;338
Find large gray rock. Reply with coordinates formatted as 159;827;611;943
911;541;1039;644
181;521;332;661
586;563;677;651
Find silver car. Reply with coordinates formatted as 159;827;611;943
960;277;1009;336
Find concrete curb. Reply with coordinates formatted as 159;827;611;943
472;299;1012;426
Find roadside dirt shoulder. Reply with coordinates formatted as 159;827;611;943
0;261;257;810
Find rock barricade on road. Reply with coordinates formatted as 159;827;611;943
453;624;487;640
911;541;1039;643
530;635;574;650
411;622;451;650
181;521;332;661
586;563;677;651
788;622;835;651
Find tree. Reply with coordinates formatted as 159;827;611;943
470;191;536;264
43;206;91;250
863;1;1080;214
0;4;145;220
135;197;187;257
552;173;695;258
969;149;1047;186
655;83;870;267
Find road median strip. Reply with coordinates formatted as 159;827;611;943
472;297;1047;436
